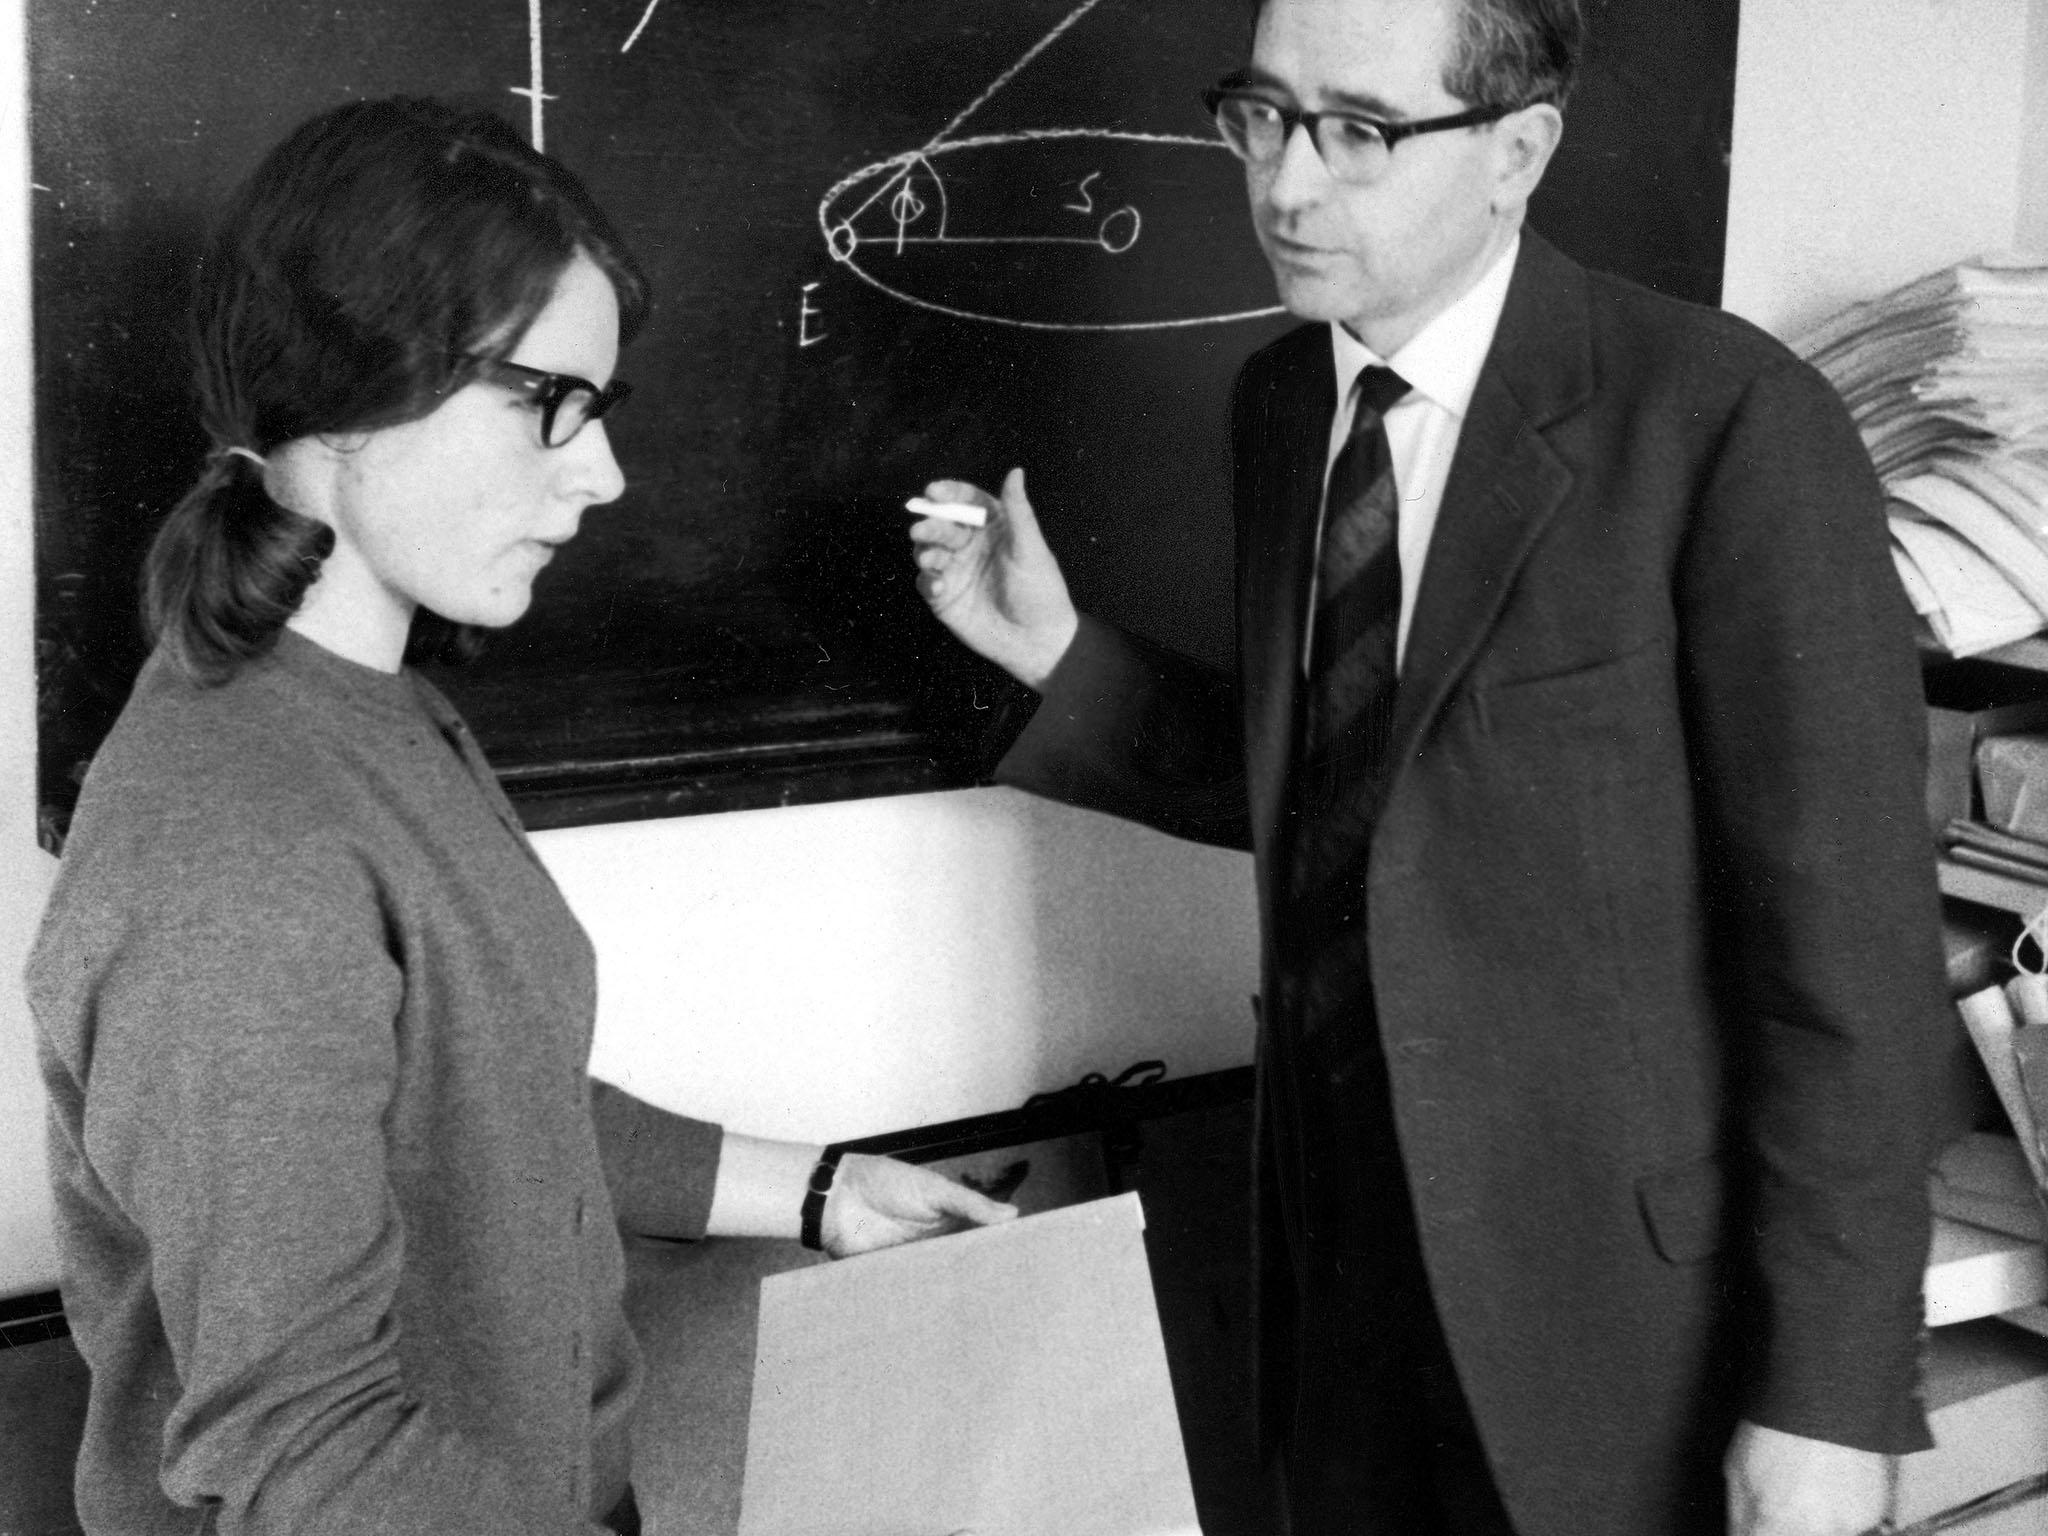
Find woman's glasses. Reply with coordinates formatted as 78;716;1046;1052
463;357;633;448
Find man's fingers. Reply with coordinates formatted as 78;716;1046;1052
998;466;1039;541
908;518;976;552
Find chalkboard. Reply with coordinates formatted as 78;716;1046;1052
30;0;1737;843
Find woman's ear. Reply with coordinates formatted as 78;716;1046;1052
263;436;344;528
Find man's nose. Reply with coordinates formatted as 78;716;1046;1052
1263;121;1334;212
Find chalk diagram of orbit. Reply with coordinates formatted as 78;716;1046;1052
808;0;1287;333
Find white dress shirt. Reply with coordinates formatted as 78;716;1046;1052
1313;235;1520;672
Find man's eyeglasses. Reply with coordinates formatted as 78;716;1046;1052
463;357;633;448
1202;83;1517;186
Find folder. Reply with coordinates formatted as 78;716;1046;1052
738;1193;1202;1536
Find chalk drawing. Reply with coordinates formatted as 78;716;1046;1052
620;0;662;54
508;0;557;149
798;283;827;348
814;0;1284;332
919;0;1107;151
609;0;1279;330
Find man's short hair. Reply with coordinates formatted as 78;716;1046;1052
1444;0;1584;111
1249;0;1586;112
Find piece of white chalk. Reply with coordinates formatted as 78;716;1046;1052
904;496;988;528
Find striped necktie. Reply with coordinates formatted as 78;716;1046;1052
1289;365;1410;944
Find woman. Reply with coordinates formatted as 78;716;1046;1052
27;97;1012;1536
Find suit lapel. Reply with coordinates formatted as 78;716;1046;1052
1240;328;1336;860
1390;234;1595;764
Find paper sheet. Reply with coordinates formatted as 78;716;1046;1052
739;1192;1202;1536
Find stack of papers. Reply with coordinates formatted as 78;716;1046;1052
1796;258;2048;656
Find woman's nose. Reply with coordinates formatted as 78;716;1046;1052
564;419;627;508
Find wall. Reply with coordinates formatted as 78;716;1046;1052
1;0;60;1296
2025;0;2048;259
1721;0;2041;338
558;789;1259;1141
8;0;2048;1296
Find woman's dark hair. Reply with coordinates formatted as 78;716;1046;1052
143;95;650;682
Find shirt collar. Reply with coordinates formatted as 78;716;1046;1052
1329;233;1520;420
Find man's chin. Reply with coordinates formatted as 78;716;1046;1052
1266;268;1361;326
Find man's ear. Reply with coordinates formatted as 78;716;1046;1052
1490;103;1564;217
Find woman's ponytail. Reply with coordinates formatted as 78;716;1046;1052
141;449;332;685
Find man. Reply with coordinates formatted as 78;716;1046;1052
907;1;1947;1533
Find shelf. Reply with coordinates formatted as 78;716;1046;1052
1939;856;2048;920
1899;1317;2048;1527
1911;1217;2048;1526
1927;1215;2048;1325
1971;636;2048;673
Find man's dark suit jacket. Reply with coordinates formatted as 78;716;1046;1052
997;232;1949;1535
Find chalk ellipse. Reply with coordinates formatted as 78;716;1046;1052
818;129;1285;333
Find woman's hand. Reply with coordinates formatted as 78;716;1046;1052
821;1152;1018;1258
705;1133;1017;1254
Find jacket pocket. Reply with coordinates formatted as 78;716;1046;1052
1472;633;1674;708
1637;1154;1727;1264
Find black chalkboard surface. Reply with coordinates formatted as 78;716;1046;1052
30;0;1737;842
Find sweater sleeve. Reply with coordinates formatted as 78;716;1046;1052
76;828;616;1536
589;1079;723;1239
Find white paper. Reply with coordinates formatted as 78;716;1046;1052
739;1192;1202;1536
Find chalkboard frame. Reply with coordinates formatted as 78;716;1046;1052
29;0;1739;845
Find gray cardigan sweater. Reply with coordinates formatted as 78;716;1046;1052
28;628;723;1535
